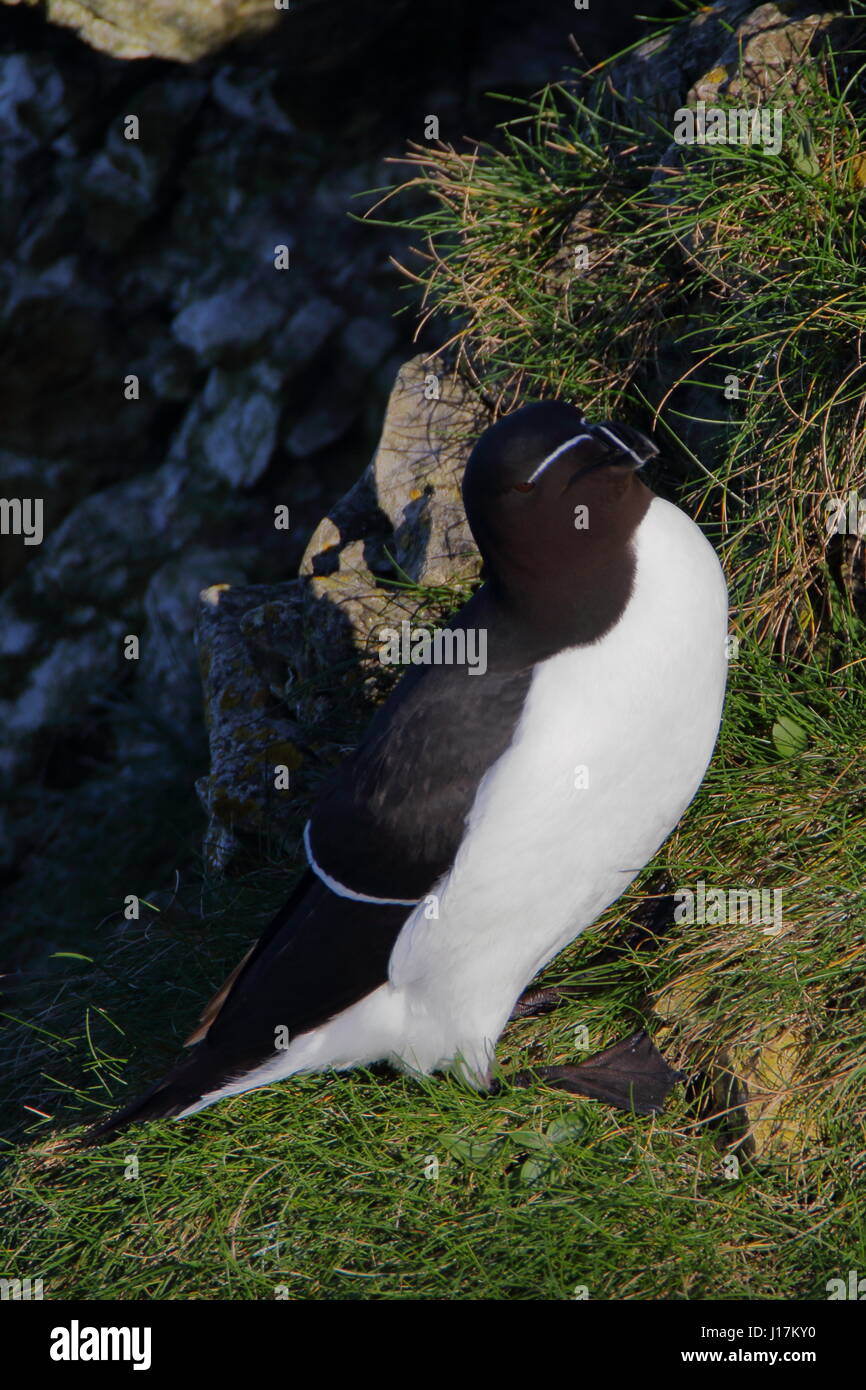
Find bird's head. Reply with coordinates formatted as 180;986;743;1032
462;401;657;644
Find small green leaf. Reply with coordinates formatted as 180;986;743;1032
772;716;808;758
520;1155;560;1186
546;1115;589;1146
440;1133;504;1166
507;1128;552;1152
790;127;820;178
464;1139;504;1166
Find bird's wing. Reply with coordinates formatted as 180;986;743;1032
308;589;535;900
215;587;535;1019
83;591;538;1142
193;609;535;1040
193;874;412;1062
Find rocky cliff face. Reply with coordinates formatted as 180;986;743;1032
4;0;651;965
0;38;408;946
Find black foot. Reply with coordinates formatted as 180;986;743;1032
509;985;581;1020
511;1029;683;1116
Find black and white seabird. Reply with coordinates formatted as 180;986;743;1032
84;401;727;1142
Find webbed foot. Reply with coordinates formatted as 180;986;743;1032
510;1029;683;1116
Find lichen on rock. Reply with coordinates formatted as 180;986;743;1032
19;0;282;63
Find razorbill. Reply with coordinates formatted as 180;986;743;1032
84;401;728;1142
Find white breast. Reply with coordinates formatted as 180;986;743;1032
384;494;728;1083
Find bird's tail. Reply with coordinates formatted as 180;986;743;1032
77;871;322;1147
78;1057;209;1147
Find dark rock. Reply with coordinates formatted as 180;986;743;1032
171;281;285;363
195;352;488;867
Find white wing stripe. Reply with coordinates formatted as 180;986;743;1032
303;821;421;906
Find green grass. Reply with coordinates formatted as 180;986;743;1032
2;635;864;1299
377;29;866;652
4;1072;863;1301
3;6;866;1300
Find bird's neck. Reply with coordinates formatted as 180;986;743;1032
486;548;637;661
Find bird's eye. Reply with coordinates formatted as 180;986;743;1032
512;481;535;493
